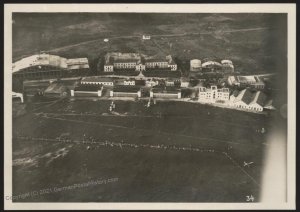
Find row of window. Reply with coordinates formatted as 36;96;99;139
236;104;263;111
82;82;113;86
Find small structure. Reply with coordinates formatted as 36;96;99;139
12;91;24;103
142;35;151;40
165;79;175;87
81;76;114;86
180;78;190;88
124;78;136;86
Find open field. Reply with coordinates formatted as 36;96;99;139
12;97;286;202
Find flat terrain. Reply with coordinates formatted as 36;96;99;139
12;97;284;202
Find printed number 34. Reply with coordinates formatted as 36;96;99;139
246;195;254;202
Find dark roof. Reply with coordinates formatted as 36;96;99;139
152;87;180;94
113;86;140;92
135;79;146;86
241;89;254;105
114;58;139;63
231;90;239;97
74;84;103;91
256;91;267;107
145;58;168;63
145;68;172;71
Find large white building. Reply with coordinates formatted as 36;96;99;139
198;86;230;103
103;52;145;72
144;55;177;71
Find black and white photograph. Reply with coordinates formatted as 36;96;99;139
4;3;296;210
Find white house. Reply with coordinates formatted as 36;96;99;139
198;86;230;103
142;35;151;40
124;79;136;86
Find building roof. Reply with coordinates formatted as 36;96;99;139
114;58;139;63
13;53;68;73
145;58;168;63
152;87;180;94
250;91;267;107
231;90;240;97
81;76;113;83
202;61;222;68
221;60;233;65
74;84;103;91
234;88;254;104
113;86;140;92
66;58;89;65
44;83;68;94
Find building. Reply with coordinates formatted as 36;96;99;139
103;52;178;72
221;60;234;73
165;79;175;87
110;86;141;98
71;85;103;97
190;59;202;72
12;53;89;80
201;61;223;72
229;88;271;112
44;82;69;97
12;92;24;103
124;79;136;86
180;78;190;88
81;76;114;86
145;55;177;71
103;52;145;72
150;88;181;99
200;59;234;73
145;79;159;87
198;86;230;103
228;75;265;89
142;35;151;40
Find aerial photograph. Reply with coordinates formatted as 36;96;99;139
11;12;288;203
